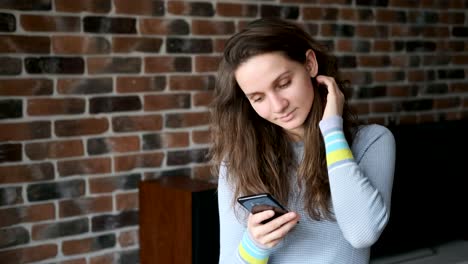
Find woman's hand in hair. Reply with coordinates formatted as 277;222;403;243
316;75;345;120
247;210;300;248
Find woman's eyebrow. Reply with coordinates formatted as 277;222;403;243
244;70;291;97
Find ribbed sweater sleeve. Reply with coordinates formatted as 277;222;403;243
319;115;396;248
218;164;276;264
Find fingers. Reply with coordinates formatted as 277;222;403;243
315;75;344;119
248;211;300;248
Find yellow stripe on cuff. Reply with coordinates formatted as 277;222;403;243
326;148;354;165
238;243;269;264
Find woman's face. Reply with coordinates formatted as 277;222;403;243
235;51;317;138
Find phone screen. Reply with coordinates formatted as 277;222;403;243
237;193;288;224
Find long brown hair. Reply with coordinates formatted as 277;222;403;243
210;18;357;220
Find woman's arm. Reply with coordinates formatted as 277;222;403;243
320;116;396;248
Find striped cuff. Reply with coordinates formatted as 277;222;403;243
237;231;271;264
319;116;354;171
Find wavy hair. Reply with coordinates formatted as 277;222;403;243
210;18;358;220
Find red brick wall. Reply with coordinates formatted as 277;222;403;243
0;0;467;263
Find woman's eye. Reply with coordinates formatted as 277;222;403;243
253;97;263;102
278;80;291;89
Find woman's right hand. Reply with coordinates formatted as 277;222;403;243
247;210;300;248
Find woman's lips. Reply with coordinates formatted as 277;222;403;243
278;108;296;122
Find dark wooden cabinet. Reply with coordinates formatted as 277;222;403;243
139;176;219;264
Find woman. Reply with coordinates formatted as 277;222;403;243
210;18;395;264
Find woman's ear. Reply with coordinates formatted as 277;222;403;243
305;49;318;77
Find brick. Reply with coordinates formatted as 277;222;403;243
401;99;433;112
358;55;390;67
408;70;426;82
59;258;87;264
0;244;57;264
32;218;88;240
21;15;79;32
426;83;448;94
167;148;209;166
145;56;191;73
0;35;50;53
169;75;215;91
217;3;257;17
337;40;371;53
0;143;21;163
89;96;141;114
87;136;139;155
370;102;394;113
114;0;164;15
349;102;370;115
376;9;406;23
214;38;228;53
167;1;214;16
90;249;139;264
0;0;51;10
25;57;84;74
0;226;29;248
357;0;388;6
144;94;190;111
405;41;436;52
0;99;22;119
439;11;465;24
62;234;116;256
408;10;438;24
341;70;373;85
25;140;84;160
112;37;162;53
260;5;299;19
116;76;166;93
27;179;85;202
337;56;357;68
89;173;141;194
139;18;189;35
84;16;136;34
92;210;138;232
114;152;164;172
166;38;212;53
453;27;468;37
55;0;111;13
119;229;138;247
165;112;210;128
142;132;189;150
0;13;15;32
434;98;461;109
0;162;53;184
387;85;414;97
358;86;386;98
27;98;85;116
192;129;210;144
0;78;53;96
0;57;21;75
390;56;409;67
374;71;405;82
143;168;191;180
0;203;55;227
112;114;162;132
52;36;110;54
303;7;339;20
116;192;138;210
0;186;22;206
195;56;221;72
60;196;112;218
438;69;465;79
192;20;235;35
57;78;112;94
58;157;111;177
356;25;388;38
321;24;355;37
193;91;213;107
87;57;141;74
55;118;108;137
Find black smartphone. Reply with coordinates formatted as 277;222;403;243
237;193;289;224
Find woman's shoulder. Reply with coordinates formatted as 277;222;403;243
352;124;395;160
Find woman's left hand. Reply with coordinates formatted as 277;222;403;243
316;75;345;120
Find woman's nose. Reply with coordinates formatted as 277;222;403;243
270;93;288;113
